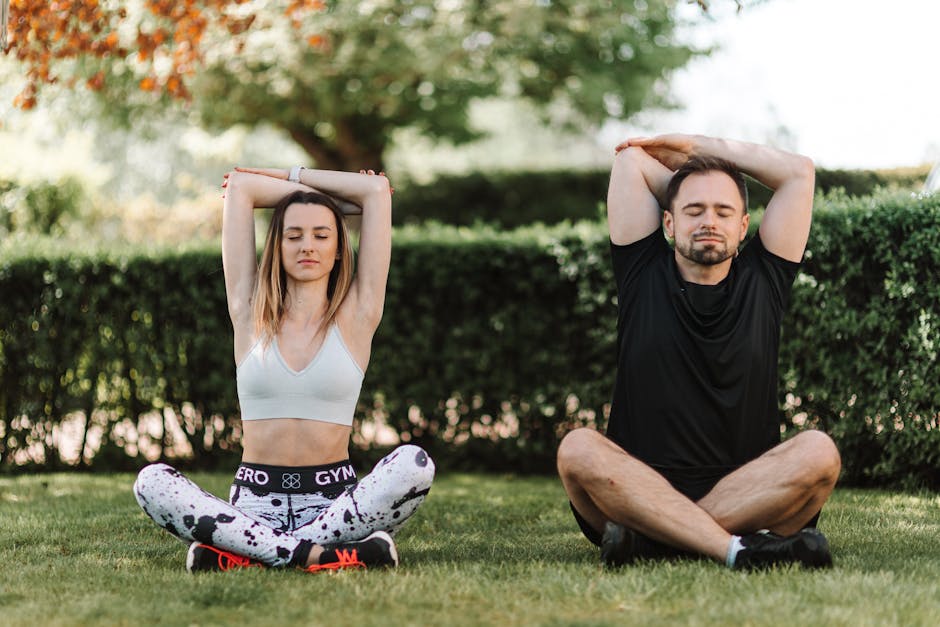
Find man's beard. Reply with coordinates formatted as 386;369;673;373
675;235;735;266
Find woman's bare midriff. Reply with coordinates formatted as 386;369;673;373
240;418;352;466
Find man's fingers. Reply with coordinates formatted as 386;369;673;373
615;137;654;153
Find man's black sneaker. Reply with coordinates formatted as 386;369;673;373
600;521;637;567
305;530;399;572
734;528;833;570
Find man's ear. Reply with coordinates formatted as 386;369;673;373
739;212;750;242
663;209;675;238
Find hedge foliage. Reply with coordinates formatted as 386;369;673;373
392;166;930;228
780;190;940;488
2;192;939;487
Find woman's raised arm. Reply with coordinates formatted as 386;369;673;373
221;171;310;359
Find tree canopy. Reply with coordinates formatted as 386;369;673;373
4;0;704;170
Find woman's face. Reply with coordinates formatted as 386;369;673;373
280;203;340;283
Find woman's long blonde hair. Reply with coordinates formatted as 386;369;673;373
252;190;354;345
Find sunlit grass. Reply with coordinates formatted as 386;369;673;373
1;472;938;626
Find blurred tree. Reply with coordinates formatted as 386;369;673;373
4;0;701;170
2;0;323;107
0;176;86;235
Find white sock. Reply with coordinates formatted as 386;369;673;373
725;535;745;567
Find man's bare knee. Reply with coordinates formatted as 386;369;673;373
557;428;608;480
791;430;841;487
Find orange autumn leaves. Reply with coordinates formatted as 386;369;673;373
3;0;325;108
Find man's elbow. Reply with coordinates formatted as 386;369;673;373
614;146;650;166
793;154;816;182
611;147;656;190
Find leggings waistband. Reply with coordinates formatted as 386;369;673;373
233;460;357;494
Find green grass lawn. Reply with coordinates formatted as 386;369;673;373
1;471;939;626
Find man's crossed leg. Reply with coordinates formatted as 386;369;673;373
557;428;841;568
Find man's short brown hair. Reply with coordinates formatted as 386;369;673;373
663;156;748;213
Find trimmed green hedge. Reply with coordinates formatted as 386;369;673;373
780;190;940;488
2;192;939;487
392;167;930;228
0;245;238;471
392;170;608;228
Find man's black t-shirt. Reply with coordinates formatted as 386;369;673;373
607;229;800;496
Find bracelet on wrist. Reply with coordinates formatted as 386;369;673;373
288;165;306;183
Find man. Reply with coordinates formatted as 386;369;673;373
557;134;841;569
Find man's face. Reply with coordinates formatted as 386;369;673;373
663;171;749;266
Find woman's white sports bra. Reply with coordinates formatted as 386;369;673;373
236;325;364;425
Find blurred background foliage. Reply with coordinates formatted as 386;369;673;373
2;191;939;488
0;163;929;242
1;0;731;247
4;0;700;170
2;1;938;486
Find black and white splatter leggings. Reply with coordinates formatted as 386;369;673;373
133;445;434;568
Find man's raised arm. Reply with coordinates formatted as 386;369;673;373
628;134;815;262
607;142;675;246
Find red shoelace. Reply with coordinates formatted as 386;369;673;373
304;548;366;572
204;546;263;571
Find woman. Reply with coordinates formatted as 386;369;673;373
133;166;435;572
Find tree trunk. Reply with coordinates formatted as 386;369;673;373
78;372;98;469
287;123;386;172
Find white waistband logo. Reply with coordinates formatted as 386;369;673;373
315;465;355;485
235;467;269;486
282;473;302;490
